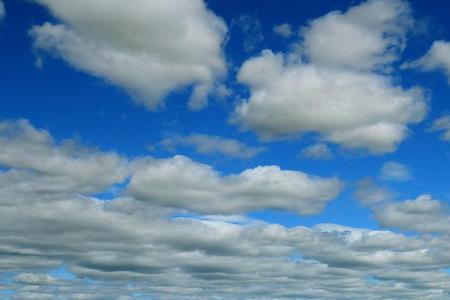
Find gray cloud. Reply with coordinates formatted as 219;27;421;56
30;0;227;110
160;133;266;159
129;155;343;214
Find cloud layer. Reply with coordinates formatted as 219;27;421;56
30;0;227;110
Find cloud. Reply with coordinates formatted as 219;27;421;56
354;178;394;206
1;119;450;299
234;50;427;153
0;1;5;20
301;0;412;71
0;119;128;194
273;23;293;38
30;0;227;110
232;14;264;53
300;143;333;160
380;161;412;181
373;194;450;233
428;114;450;141
160;133;265;159
128;155;343;214
403;40;450;83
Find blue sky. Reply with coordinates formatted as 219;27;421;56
1;0;450;299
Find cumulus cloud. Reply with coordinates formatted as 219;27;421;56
0;119;128;194
300;143;333;160
403;40;450;83
354;178;394;206
234;50;426;153
233;0;426;154
380;161;412;181
273;23;293;38
428;114;450;141
30;0;227;110
374;194;450;233
301;0;412;71
160;133;265;159
128;155;343;214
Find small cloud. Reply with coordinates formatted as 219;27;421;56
273;23;293;38
233;14;264;53
353;178;394;206
428;114;450;141
300;143;333;160
380;161;412;181
159;133;265;159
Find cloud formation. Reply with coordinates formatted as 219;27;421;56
428;114;450;141
234;0;427;154
300;143;333;160
374;194;450;233
160;133;265;159
380;161;412;181
30;0;227;110
129;155;343;214
301;0;412;71
403;40;450;83
0;119;450;299
273;23;293;38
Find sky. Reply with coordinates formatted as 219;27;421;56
0;0;450;299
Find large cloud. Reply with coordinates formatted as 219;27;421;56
233;0;427;154
1;119;450;299
234;50;426;153
301;0;412;71
0;119;128;194
128;155;343;214
30;0;227;110
374;194;450;233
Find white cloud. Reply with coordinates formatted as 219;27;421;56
301;0;412;71
300;143;333;160
30;0;227;110
380;161;412;181
0;1;5;20
374;194;450;233
234;50;426;153
428;114;450;141
160;133;265;159
0;119;128;194
273;23;293;38
354;178;394;206
403;40;450;83
129;155;343;214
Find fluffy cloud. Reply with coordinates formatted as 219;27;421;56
160;133;265;159
354;178;394;206
273;23;293;38
128;155;343;214
234;0;426;154
234;50;426;153
428;114;450;141
403;40;450;83
0;119;128;194
301;0;412;71
30;0;227;110
300;143;333;160
374;194;450;233
380;161;412;181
